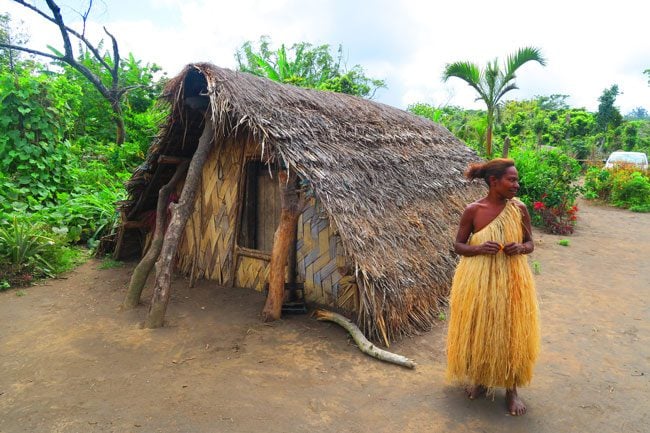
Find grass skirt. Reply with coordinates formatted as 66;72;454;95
446;200;540;388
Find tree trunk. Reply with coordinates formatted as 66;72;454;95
145;117;213;328
111;99;126;145
486;124;493;157
502;136;510;158
122;160;190;309
261;170;302;322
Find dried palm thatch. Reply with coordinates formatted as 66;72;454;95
121;63;484;343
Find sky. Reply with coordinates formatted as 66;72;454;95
3;0;650;114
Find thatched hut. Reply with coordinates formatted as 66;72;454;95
117;63;484;344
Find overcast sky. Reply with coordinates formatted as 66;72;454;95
3;0;649;113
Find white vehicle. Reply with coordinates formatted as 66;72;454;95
604;151;648;170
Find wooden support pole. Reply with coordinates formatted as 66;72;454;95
261;169;303;322
145;117;214;328
122;159;190;309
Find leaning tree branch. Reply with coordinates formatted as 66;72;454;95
116;84;144;99
123;159;190;309
315;309;416;369
44;0;73;59
9;0;126;143
0;43;61;61
0;40;110;102
145;117;214;328
103;26;120;86
12;0;113;72
78;0;93;37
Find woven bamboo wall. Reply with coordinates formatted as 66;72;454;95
177;137;246;285
175;137;350;306
296;199;346;307
234;254;270;291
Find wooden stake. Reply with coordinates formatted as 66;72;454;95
261;169;303;322
122;159;190;309
145;117;214;328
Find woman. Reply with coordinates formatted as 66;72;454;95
446;158;540;416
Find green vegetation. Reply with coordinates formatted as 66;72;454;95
0;11;165;287
411;80;650;233
513;148;582;235
99;257;123;270
1;7;649;288
0;217;85;287
442;47;546;156
584;166;650;212
558;239;570;246
236;36;386;98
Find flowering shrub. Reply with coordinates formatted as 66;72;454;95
512;148;583;234
583;166;650;212
532;199;579;235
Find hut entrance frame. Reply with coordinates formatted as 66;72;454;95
237;159;281;253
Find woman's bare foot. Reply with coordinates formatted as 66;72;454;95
506;386;527;415
465;384;487;400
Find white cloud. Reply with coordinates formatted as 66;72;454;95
2;0;649;113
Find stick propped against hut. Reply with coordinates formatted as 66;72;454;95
116;63;484;344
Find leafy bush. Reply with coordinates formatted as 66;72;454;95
611;171;650;209
0;69;76;208
34;185;125;246
512;147;582;234
0;217;83;287
583;166;650;212
583;166;612;200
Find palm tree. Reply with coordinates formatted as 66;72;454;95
442;47;546;157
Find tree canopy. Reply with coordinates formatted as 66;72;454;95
596;84;622;133
442;46;546;157
0;0;162;144
235;36;385;99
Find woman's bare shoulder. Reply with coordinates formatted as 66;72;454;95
512;198;530;212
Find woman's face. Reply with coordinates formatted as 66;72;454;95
492;166;520;199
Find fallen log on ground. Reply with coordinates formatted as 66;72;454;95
315;309;416;369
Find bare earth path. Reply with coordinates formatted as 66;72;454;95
1;200;648;433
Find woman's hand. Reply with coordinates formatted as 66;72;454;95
475;241;501;255
503;242;526;255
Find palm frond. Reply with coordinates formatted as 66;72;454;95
483;60;500;104
496;82;519;101
442;61;480;84
442;61;488;102
503;46;546;82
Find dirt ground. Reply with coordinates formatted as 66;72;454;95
1;199;648;433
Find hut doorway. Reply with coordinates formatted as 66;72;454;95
238;160;281;252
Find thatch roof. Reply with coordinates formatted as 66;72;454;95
122;63;484;343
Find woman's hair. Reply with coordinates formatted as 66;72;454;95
465;158;515;185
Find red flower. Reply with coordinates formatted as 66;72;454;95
533;201;546;210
